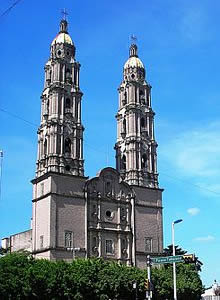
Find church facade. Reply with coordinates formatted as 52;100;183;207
2;19;163;269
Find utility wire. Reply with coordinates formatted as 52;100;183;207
0;0;23;18
1;107;220;196
160;171;220;196
0;108;37;127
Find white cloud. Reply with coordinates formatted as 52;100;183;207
169;128;220;177
187;207;200;216
194;235;215;242
160;121;220;197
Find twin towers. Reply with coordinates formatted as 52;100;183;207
7;19;163;267
36;19;159;188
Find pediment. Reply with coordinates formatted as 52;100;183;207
85;167;133;202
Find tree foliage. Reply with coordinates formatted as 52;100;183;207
163;245;187;256
0;247;7;256
0;253;147;299
151;263;203;300
0;252;203;299
163;244;203;272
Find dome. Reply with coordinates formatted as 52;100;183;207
51;32;73;46
124;56;144;69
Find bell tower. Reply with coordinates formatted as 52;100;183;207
32;19;87;259
115;43;158;187
36;19;84;177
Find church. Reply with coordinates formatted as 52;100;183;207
2;18;163;269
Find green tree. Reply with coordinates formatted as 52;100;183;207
24;259;69;299
0;252;204;300
0;247;7;256
163;244;186;256
0;252;33;300
151;245;204;300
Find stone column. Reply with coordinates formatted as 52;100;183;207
118;233;122;260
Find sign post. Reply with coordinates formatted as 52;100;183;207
151;255;184;265
148;253;195;300
147;255;151;300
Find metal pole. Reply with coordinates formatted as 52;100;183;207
133;282;137;300
172;222;177;300
0;150;3;202
147;255;151;300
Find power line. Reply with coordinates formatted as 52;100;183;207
160;171;220;196
1;106;220;196
0;108;38;127
0;0;23;18
0;107;110;153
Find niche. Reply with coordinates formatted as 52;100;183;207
64;138;71;154
141;154;147;169
65;98;71;109
121;155;126;170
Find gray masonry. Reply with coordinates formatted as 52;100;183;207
2;19;163;269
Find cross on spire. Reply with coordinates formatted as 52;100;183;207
130;34;137;44
61;8;68;20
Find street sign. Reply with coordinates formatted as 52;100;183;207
151;255;184;264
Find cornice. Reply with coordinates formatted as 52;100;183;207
31;171;88;184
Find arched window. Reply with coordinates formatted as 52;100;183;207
66;68;72;83
122;91;127;105
123;119;126;133
122;155;126;170
65;98;71;109
49;70;52;83
141;154;147;169
141;117;145;128
140;90;145;104
46;100;49;115
66;68;71;77
64;138;71;154
44;139;47;155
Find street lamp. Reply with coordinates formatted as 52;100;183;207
172;219;183;300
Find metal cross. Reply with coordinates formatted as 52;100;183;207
130;34;137;44
61;8;68;20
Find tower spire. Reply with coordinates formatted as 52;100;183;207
115;45;158;187
60;9;68;33
129;44;138;57
129;35;138;57
36;19;84;178
61;8;68;20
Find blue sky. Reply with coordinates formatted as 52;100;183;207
0;0;220;287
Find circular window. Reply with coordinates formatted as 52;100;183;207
105;210;114;220
57;50;62;56
65;165;71;171
131;74;135;79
